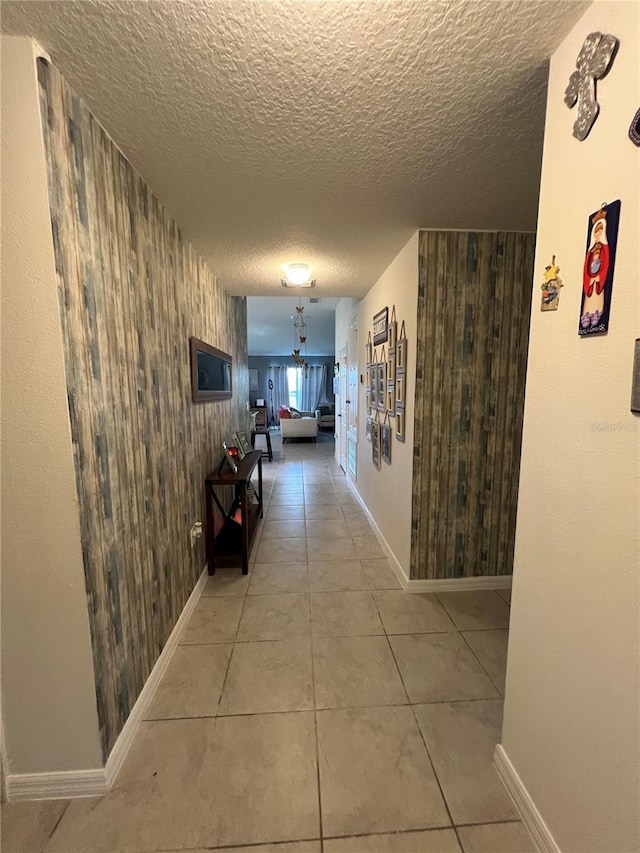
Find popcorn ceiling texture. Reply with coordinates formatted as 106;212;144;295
2;1;587;295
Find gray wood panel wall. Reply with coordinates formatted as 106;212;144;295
411;230;535;580
37;59;249;759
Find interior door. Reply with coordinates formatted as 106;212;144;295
346;314;358;478
338;344;348;472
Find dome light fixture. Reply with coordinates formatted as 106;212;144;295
282;263;315;287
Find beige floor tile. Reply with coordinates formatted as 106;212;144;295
47;714;320;851
361;559;402;589
144;644;232;719
313;636;408;709
497;587;512;606
305;518;351;539
462;630;509;694
389;634;499;703
340;506;368;521
2;800;70;853
205;844;321;853
262;519;306;540
373;591;455;633
457;821;535;853
219;638;313;714
317;706;450;836
237;593;311;641
308;559;370;592
249;562;309;595
272;485;305;495
352;535;386;559
268;494;308;506
201;569;250;597
344;517;374;537
46;720;210;852
307;536;357;560
181;596;244;644
414;700;518;824
436;592;510;630
266;503;306;520
311;591;384;638
256;536;307;564
305;493;341;505
304;485;337;496
324;828;462;852
201;711;318;845
304;504;346;520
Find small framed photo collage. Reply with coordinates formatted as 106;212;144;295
365;310;407;461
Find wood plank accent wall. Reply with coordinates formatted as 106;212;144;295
37;59;249;759
411;230;535;580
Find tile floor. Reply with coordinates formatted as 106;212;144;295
2;436;534;853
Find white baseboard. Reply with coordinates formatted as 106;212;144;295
6;567;208;802
406;575;512;593
345;481;409;589
494;744;560;853
104;566;208;787
6;768;108;802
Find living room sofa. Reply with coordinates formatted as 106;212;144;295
278;406;318;443
315;403;335;431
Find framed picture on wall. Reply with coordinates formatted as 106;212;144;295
376;362;387;412
371;420;381;469
396;376;405;409
386;383;395;413
396;339;407;372
381;424;392;463
387;352;396;384
388;321;397;351
366;415;373;441
395;411;405;443
369;365;377;410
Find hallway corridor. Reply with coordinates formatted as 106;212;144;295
3;438;533;853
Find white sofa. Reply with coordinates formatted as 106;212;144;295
280;412;318;443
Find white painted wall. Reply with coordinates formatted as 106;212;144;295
1;38;103;775
501;4;640;851
336;235;418;580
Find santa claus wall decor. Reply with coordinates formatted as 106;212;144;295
579;200;621;336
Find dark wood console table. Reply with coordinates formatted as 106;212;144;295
205;449;263;575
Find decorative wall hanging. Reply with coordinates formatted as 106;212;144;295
376;361;387;412
373;307;389;346
540;255;564;311
369;364;378;411
371;420;381;469
396;376;405;409
579;200;621;336
564;32;618;141
396;337;407;372
631;339;640;413
388;306;397;350
366;331;373;365
381;423;392;464
366;415;373;441
395;411;405;443
629;107;640;146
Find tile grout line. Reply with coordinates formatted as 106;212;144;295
458;629;505;698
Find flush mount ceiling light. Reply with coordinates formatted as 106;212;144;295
281;263;316;288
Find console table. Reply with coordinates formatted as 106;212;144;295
205;449;263;575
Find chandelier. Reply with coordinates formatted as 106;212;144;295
291;295;309;372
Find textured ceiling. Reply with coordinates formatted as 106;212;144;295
2;0;588;297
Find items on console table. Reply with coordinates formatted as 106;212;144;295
250;405;267;428
205;449;263;575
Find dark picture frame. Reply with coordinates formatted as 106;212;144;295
373;307;389;346
190;337;233;403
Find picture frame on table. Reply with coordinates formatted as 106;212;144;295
236;430;252;456
222;440;239;473
231;433;246;461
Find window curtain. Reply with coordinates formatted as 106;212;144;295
300;364;327;412
268;366;289;422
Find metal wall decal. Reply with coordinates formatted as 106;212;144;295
564;32;618;141
629;107;640;146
